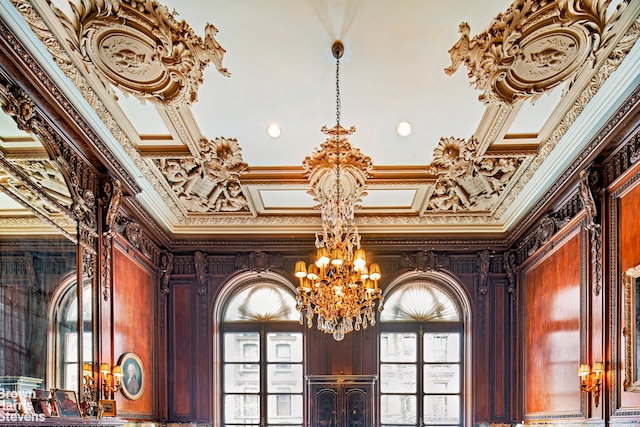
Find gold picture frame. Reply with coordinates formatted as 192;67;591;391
100;399;117;417
118;352;144;400
623;264;640;391
52;389;81;418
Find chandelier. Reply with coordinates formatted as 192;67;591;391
294;40;383;341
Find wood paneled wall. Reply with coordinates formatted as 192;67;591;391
515;99;640;425
169;282;194;420
611;159;640;416
109;238;157;419
164;255;513;425
521;219;586;419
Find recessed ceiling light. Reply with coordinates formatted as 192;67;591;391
396;121;412;137
267;123;281;138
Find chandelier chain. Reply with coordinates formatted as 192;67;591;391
336;52;341;130
335;50;341;199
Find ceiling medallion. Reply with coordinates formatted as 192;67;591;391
444;0;619;104
295;40;383;341
57;0;230;105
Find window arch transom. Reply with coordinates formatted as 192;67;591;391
379;273;468;427
381;281;461;322
223;281;298;322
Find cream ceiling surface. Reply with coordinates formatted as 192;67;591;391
0;0;639;240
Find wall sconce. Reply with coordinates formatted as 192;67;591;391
82;363;97;403
579;362;603;407
99;363;123;400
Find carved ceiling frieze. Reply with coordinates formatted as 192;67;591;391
154;137;250;213
7;159;71;206
4;0;638;237
423;137;527;214
0;160;76;238
445;0;627;105
55;0;230;105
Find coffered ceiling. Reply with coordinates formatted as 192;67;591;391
0;0;639;241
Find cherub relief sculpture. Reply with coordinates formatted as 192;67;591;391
157;137;249;213
425;137;523;213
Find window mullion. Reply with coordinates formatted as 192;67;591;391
418;323;424;427
260;326;267;427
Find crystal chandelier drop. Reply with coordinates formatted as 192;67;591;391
294;40;383;341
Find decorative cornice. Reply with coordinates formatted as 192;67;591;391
603;129;640;186
167;236;508;252
1;4;140;193
113;216;162;264
4;0;638;243
506;78;640;248
514;189;584;262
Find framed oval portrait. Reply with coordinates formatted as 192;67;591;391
118;353;144;400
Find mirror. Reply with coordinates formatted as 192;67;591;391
0;91;92;405
623;264;640;391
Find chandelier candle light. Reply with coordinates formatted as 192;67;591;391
294;40;383;341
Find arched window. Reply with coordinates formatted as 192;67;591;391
50;279;92;390
379;272;470;427
216;273;303;427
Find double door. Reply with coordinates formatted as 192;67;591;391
307;375;376;427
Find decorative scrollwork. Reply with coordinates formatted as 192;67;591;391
579;168;602;296
235;251;281;273
56;0;230;105
477;249;491;338
101;179;122;301
445;0;623;105
125;221;143;249
401;250;438;272
157;137;249;213
425;137;524;213
503;251;518;339
159;251;173;337
302;124;373;211
104;179;123;238
194;251;208;337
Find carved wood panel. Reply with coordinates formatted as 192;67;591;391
307;375;376;427
521;223;586;419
